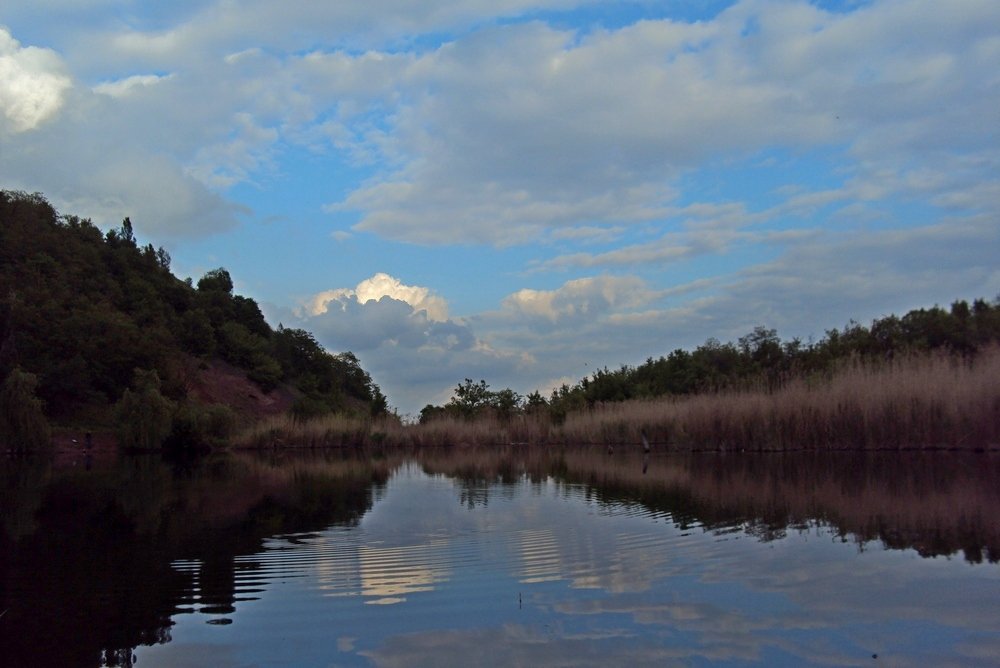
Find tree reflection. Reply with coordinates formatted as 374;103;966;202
421;448;1000;563
0;453;390;667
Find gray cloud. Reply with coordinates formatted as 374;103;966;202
283;274;529;414
6;0;997;248
334;0;1000;245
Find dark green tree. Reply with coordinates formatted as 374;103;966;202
0;367;51;451
115;369;174;450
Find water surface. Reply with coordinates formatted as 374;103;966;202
1;449;998;666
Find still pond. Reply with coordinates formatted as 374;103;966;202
1;448;999;666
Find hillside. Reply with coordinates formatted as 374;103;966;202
0;190;386;446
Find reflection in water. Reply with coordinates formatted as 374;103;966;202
357;540;451;604
0;449;998;666
0;452;390;667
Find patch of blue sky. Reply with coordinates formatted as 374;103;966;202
674;146;857;228
811;0;875;14
502;0;738;33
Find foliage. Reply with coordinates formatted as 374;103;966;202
0;190;388;434
165;402;236;449
419;296;1000;425
450;378;493;417
115;369;175;450
418;379;526;423
0;367;51;451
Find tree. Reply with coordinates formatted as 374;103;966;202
0;368;51;451
450;378;492;418
155;246;171;271
106;217;137;247
525;391;548;414
115;369;174;450
491;388;523;420
197;268;234;294
419;404;447;424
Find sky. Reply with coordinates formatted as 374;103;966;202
1;0;998;415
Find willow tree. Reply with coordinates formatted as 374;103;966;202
0;367;51;451
115;369;174;450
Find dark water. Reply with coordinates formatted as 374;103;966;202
2;449;999;667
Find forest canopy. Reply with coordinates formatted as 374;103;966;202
0;190;387;438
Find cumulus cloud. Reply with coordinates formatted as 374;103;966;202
0;25;247;240
309;272;449;322
291;273;529;413
0;27;71;133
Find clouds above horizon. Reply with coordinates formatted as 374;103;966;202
0;28;69;133
283;273;530;411
2;0;998;411
4;1;997;243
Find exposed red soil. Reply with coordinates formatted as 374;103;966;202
181;357;296;420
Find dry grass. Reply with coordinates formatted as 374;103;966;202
234;347;1000;451
562;347;1000;450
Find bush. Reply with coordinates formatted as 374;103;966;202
166;402;236;449
291;396;334;421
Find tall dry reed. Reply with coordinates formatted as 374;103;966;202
235;347;1000;450
561;347;1000;450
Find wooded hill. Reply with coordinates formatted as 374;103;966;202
0;190;386;446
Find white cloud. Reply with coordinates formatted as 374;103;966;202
92;73;174;98
0;27;71;133
501;276;657;323
323;0;1000;245
309;272;449;322
6;0;997;248
293;273;531;413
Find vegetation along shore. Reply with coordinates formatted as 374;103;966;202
2;190;998;453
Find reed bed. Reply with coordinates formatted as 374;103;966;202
235;347;1000;451
561;347;1000;450
233;411;552;449
234;413;388;448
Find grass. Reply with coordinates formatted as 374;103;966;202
233;347;1000;451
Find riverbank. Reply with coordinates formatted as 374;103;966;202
233;347;1000;451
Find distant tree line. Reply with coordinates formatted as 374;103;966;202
0;190;386;449
422;296;1000;425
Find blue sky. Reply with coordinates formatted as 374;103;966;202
2;0;998;414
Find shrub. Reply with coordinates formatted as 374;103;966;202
166;402;236;449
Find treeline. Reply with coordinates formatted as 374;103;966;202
0;190;386;448
422;296;1000;424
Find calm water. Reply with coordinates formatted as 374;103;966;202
2;449;999;667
